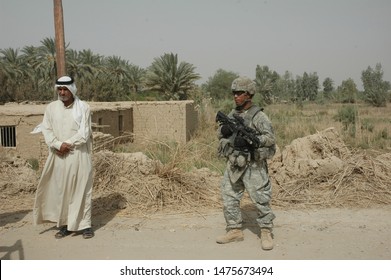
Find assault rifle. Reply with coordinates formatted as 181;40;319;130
216;111;261;149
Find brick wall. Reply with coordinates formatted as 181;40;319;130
131;101;198;143
0;115;43;161
91;107;133;137
0;101;199;163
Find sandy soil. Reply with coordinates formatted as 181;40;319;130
1;197;390;260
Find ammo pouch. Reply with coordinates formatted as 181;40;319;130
218;138;251;168
218;138;234;158
254;144;276;161
228;150;251;168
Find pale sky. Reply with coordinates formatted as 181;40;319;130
1;0;390;88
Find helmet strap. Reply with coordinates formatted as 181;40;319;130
235;98;251;111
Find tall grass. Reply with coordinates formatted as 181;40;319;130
115;100;391;173
115;98;226;174
266;102;391;152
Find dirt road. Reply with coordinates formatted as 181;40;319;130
1;206;390;260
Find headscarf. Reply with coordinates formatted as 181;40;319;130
31;76;89;141
54;75;78;96
54;76;89;140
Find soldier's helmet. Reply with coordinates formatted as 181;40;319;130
231;76;256;96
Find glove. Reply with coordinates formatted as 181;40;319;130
234;136;249;148
221;125;233;138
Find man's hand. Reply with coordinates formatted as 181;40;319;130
234;136;249;149
56;143;74;157
221;125;233;138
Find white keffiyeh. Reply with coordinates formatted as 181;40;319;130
31;76;89;140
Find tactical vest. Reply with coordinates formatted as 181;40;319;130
229;105;263;128
219;105;276;165
218;105;276;183
243;105;276;161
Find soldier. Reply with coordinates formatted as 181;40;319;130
216;76;276;250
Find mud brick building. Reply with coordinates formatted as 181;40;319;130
0;101;199;163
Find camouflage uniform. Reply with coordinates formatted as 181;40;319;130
217;78;276;232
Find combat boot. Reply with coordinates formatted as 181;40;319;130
260;228;273;250
216;229;244;244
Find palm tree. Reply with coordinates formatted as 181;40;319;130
33;38;59;83
92;55;130;101
66;49;103;100
103;55;130;81
145;53;200;100
0;48;26;101
128;64;146;93
0;48;25;78
21;45;46;96
67;49;102;79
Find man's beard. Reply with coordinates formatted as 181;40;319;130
59;95;71;102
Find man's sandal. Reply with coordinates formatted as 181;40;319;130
55;226;71;239
82;228;94;239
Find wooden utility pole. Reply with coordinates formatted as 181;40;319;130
53;0;66;77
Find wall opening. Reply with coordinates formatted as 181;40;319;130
118;115;123;135
1;125;16;147
98;117;103;132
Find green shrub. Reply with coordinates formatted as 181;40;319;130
361;119;374;132
334;105;357;137
27;158;39;171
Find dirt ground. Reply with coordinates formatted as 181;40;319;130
1;127;391;260
1;195;391;260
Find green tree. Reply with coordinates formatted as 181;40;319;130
294;72;319;102
0;48;27;101
66;49;103;100
145;53;200;100
361;63;390;107
20;45;43;99
96;56;132;101
337;78;357;103
66;49;101;81
275;71;295;102
202;69;238;101
34;38;58;83
322;77;334;97
128;65;146;93
255;65;280;104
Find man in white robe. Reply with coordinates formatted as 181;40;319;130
33;75;94;239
